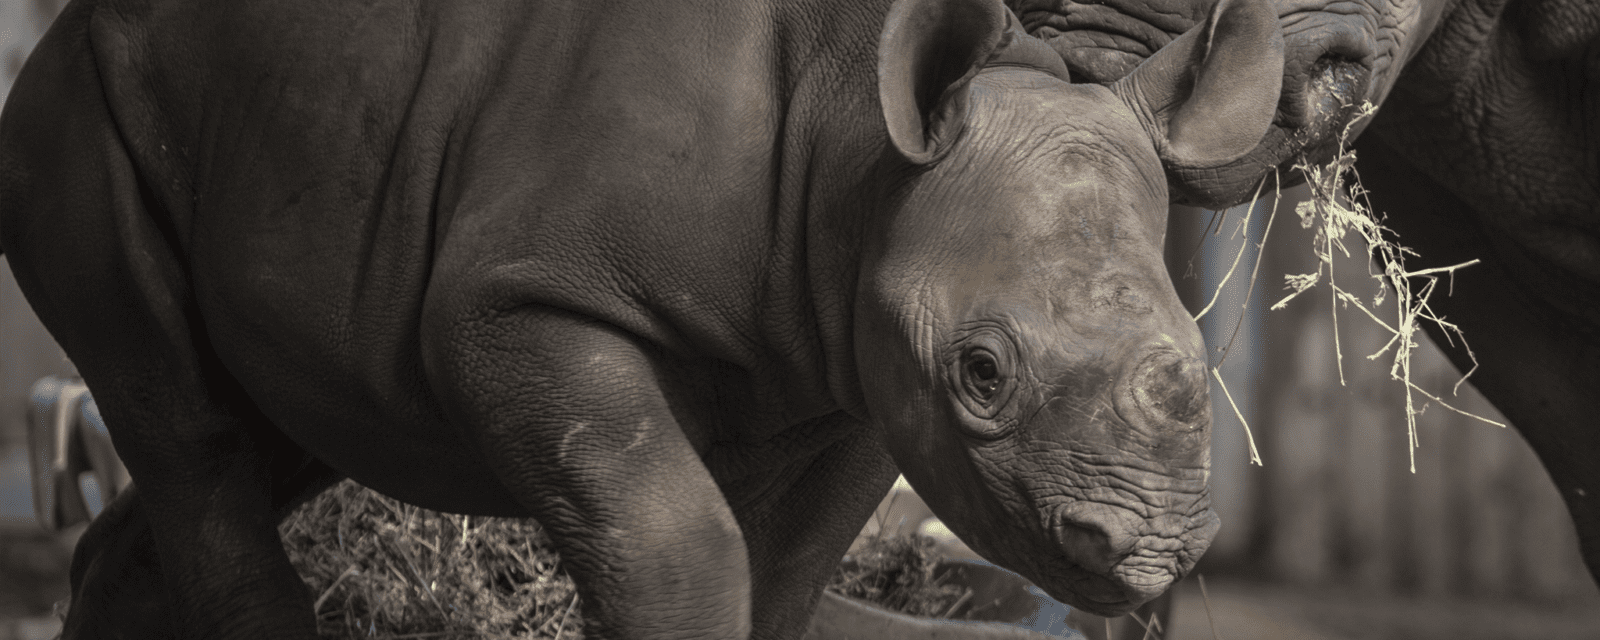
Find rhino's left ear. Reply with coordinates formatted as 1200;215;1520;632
878;0;1009;164
1112;0;1283;168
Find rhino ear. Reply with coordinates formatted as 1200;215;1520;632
878;0;1009;164
1112;0;1283;168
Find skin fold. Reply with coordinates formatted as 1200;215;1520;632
1007;0;1600;589
1;0;1280;638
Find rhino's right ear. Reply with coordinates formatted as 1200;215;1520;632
878;0;1009;164
1111;0;1283;168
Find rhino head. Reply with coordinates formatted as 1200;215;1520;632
856;0;1281;615
1007;0;1449;207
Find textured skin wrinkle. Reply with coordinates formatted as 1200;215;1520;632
1009;0;1205;81
1024;455;1210;519
1514;0;1600;60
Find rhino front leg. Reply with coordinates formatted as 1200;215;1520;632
427;304;753;640
736;428;902;640
717;420;898;640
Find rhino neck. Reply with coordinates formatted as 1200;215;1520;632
747;0;907;423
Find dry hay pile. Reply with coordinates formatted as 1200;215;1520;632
279;479;581;639
826;533;979;619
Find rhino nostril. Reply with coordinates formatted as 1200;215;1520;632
1057;520;1111;557
1054;514;1137;576
1128;350;1208;428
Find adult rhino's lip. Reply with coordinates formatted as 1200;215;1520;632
1154;12;1378;207
1276;13;1377;130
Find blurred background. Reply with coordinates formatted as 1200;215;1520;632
1153;192;1600;639
3;1;1599;638
3;5;80;640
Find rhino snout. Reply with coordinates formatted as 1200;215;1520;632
1276;13;1376;145
1049;503;1216;611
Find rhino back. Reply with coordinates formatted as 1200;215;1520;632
82;0;884;509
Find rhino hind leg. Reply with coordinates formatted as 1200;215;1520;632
59;485;174;640
1;2;344;636
55;452;344;640
56;450;342;640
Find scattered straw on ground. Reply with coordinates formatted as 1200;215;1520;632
279;479;582;639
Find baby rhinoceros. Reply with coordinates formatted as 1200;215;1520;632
0;0;1282;638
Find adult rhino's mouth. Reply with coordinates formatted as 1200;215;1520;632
1018;2;1379;131
1277;13;1377;130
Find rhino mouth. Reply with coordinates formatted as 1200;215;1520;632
1075;592;1134;617
1277;14;1377;130
1032;555;1138;616
1023;512;1194;615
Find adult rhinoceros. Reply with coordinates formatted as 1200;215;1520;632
1009;0;1600;586
0;0;1288;638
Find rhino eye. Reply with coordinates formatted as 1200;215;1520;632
949;330;1017;427
966;353;1000;396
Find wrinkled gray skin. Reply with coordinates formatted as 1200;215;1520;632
1008;0;1600;587
0;0;1287;638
